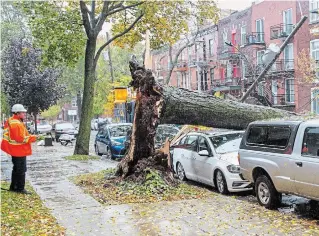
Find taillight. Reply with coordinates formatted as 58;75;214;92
237;153;240;165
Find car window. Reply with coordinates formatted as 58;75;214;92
39;120;48;125
246;126;291;149
109;125;132;137
198;136;210;152
247;127;267;145
56;123;74;129
98;128;107;137
215;138;242;154
185;135;198;152
210;133;244;149
301;127;319;157
179;136;187;145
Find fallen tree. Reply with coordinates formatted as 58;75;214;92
116;59;294;178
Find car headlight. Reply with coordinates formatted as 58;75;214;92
227;165;240;174
111;140;121;146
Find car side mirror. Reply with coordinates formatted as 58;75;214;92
198;150;209;156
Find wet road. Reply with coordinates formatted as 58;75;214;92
1;131;318;235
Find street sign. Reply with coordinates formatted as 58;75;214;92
68;110;77;116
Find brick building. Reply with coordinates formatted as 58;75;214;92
151;0;319;114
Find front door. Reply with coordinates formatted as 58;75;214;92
194;136;213;185
293;127;319;199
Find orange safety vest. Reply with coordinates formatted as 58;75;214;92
1;115;36;157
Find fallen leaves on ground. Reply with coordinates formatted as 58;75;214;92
71;169;217;205
1;181;65;236
64;155;100;161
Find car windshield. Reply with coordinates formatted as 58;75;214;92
109;125;132;138
56;123;74;129
210;133;243;154
39;120;49;125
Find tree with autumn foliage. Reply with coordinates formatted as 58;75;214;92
297;48;319;85
22;1;219;155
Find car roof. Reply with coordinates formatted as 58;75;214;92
249;120;303;126
106;123;132;127
186;130;244;137
303;119;319;126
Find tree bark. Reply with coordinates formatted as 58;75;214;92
74;38;97;155
117;59;294;177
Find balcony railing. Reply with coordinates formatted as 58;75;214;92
270;23;294;40
270;59;294;73
245;32;265;46
218;49;240;60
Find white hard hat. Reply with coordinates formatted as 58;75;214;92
12;104;27;113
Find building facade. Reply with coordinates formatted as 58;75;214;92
151;0;319;114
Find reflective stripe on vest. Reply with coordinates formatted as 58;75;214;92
3;118;30;145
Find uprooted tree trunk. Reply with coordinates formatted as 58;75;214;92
116;59;295;178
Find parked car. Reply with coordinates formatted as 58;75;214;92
30;120;52;134
52;122;78;142
91;119;98;130
95;123;132;159
172;131;252;194
239;119;319;209
155;125;181;149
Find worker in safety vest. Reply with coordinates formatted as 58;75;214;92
1;104;37;194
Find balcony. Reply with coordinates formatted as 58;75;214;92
175;60;188;71
245;32;266;46
218;49;240;60
269;59;294;73
270;23;294;40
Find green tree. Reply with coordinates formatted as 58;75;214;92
41;105;61;124
22;1;219;155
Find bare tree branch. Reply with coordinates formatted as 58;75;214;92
80;1;92;37
94;13;144;66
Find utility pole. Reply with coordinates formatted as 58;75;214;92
106;32;115;83
240;16;307;102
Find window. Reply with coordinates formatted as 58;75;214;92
242;60;247;77
209;39;214;56
241;25;246;45
223;31;228;50
283;43;294;70
179;136;187;145
302;127;319;157
256;19;264;42
185;135;198;151
201;72;208;91
71;98;77;107
210;68;214;87
226;61;232;79
198;136;210;152
109;125;132;137
310;0;319;23
257;50;265;65
311;88;319;114
247;126;291;149
310;40;319;79
285;79;295;103
283;8;293;34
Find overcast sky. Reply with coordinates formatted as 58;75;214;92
218;0;254;10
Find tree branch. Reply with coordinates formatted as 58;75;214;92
94;13;144;65
79;1;91;37
106;2;144;17
90;0;96;28
94;1;109;36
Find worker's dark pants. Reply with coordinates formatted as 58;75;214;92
10;157;27;191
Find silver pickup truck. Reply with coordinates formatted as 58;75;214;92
239;119;319;209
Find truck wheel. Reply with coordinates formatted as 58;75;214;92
255;175;281;209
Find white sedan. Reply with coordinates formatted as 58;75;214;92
172;131;252;194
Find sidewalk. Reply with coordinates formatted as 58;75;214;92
1;143;318;236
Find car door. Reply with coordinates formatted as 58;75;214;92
293;126;319;199
96;128;107;154
179;135;198;181
194;136;213;185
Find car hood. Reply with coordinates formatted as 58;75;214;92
218;151;239;165
37;125;52;129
